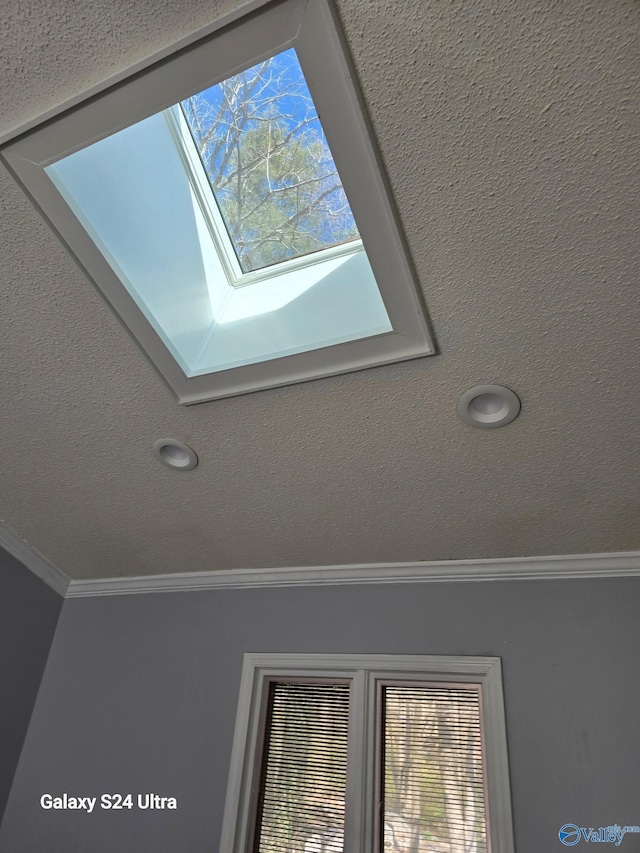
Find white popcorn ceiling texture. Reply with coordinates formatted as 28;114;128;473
0;0;638;580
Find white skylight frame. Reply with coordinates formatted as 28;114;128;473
0;0;434;405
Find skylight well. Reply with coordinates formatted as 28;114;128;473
44;48;390;378
2;0;433;403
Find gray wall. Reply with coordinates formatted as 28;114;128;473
1;577;639;852
0;547;62;828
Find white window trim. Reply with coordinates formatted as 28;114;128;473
220;654;515;853
1;0;434;405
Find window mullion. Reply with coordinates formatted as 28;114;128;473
344;668;374;853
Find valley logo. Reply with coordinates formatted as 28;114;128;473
559;824;640;846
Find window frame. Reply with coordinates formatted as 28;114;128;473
0;0;433;405
166;102;366;293
221;654;515;853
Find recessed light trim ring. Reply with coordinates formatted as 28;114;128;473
152;438;198;470
457;385;521;429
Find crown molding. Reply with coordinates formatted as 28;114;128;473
0;519;70;598
2;522;638;601
65;551;640;598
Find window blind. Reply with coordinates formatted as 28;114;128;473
380;684;487;853
254;681;350;853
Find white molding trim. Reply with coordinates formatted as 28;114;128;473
0;519;70;597
65;550;640;598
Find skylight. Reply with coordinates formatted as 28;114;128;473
44;50;391;377
1;0;433;403
181;48;360;274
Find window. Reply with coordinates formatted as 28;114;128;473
1;0;433;404
221;655;515;853
379;684;487;853
179;47;360;274
255;681;350;853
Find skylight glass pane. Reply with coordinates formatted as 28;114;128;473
181;49;360;273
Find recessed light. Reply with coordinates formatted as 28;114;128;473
457;385;521;429
152;439;198;470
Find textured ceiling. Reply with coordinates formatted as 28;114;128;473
0;0;638;581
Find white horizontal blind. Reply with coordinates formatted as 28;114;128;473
380;684;487;853
254;681;350;853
